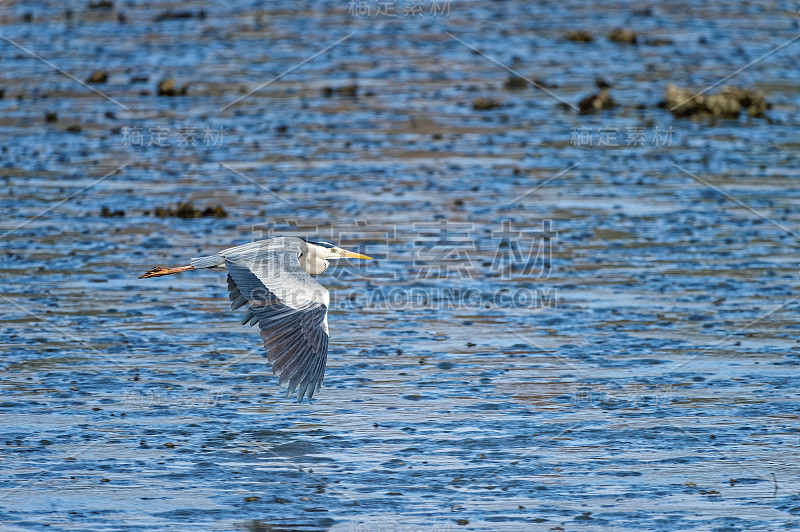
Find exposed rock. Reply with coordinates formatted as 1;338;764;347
663;84;770;119
45;112;58;122
472;97;501;110
339;84;358;97
87;0;113;9
101;206;125;217
503;75;527;90
321;84;358;97
152;201;228;219
504;75;554;90
87;70;108;84
566;30;594;43
578;89;616;114
154;10;206;22
595;78;612;89
157;78;188;96
609;28;637;44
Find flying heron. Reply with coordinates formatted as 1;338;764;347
139;236;373;402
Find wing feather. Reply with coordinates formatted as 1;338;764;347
298;336;323;394
221;240;330;402
280;343;314;388
273;334;306;375
240;309;255;325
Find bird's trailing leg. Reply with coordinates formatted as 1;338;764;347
138;265;194;279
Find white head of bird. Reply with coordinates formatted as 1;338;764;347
300;240;373;275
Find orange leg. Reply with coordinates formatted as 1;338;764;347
139;265;194;279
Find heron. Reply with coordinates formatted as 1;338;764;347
138;236;373;402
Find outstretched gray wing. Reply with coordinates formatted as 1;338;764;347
221;239;330;402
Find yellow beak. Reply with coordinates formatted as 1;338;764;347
339;249;373;260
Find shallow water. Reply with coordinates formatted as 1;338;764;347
2;0;800;530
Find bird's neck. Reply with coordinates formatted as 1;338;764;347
301;250;329;276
